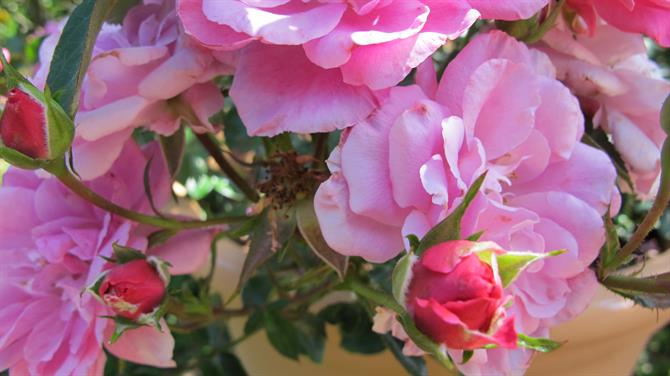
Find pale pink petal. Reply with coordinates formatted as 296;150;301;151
201;0;346;44
71;129;134;181
148;230;213;275
341;86;427;225
462;59;541;159
76;96;152;141
303;1;429;69
389;99;445;210
105;320;176;368
230;44;378;136
177;0;253;50
510;144;617;215
314;176;404;263
138;45;213;100
467;0;549;20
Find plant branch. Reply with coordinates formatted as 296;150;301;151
611;140;670;268
602;274;670;294
49;159;249;230
196;133;260;203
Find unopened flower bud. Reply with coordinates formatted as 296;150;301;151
99;259;166;320
1;88;50;159
0;55;73;169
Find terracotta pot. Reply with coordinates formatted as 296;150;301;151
209;240;670;375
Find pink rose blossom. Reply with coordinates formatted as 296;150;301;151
178;0;549;136
538;21;670;196
567;0;670;47
0;141;212;374
315;31;618;375
34;0;230;180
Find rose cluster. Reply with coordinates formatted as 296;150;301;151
0;0;668;375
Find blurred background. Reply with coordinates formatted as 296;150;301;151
0;0;669;375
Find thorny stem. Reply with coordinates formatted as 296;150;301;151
610;140;670;269
49;159;249;230
602;274;670;294
196;133;260;203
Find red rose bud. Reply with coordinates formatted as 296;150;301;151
99;259;166;320
0;53;73;169
406;240;517;350
1;88;49;159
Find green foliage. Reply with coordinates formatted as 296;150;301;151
637;323;670;376
319;303;386;354
45;0;117;116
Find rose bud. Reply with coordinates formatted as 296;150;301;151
99;259;167;320
1;88;50;159
0;54;73;169
405;240;517;350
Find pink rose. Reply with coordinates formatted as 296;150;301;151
0;141;212;374
315;31;617;374
538;21;670;196
567;0;670;47
34;0;229;180
407;241;517;350
178;0;549;136
99;259;167;321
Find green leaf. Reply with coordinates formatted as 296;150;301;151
218;353;248;376
147;229;179;248
415;172;487;255
236;209;296;293
46;0;118;116
466;230;485;242
611;288;670;309
461;350;474;364
143;157;164;218
263;309;301;360
391;252;416;308
244;310;264;336
599;211;620;274
381;334;427;376
159;126;186;178
296;197;348;279
295;315;327;363
111;243;146;264
319;303;386;354
517;333;563;353
488;250;565;288
241;275;273;307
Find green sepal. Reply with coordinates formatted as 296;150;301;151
44;87;75;161
517;333;563;353
0;146;44;169
105;316;144;344
415;172;487;256
391;252;417;309
82;270;108;302
478;249;565;288
111;243;147;264
461;350;474;365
